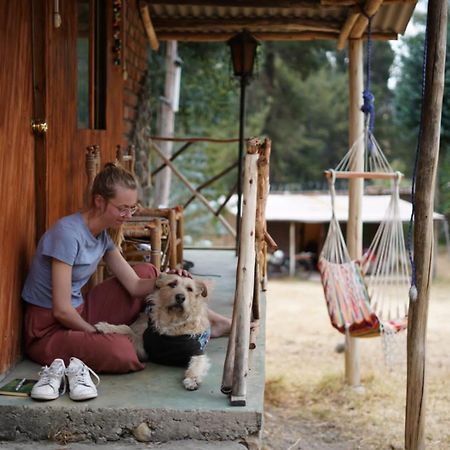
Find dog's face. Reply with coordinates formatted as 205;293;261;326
148;273;209;335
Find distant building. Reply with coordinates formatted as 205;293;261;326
265;192;446;276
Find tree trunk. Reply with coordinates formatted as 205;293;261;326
405;1;448;448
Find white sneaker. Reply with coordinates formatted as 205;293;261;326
31;358;66;400
65;357;100;401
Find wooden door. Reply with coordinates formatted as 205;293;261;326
34;0;124;231
0;1;36;374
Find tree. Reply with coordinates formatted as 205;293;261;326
394;13;450;217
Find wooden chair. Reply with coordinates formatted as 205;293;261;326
221;137;276;406
115;144;184;271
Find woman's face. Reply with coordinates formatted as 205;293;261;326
103;186;138;228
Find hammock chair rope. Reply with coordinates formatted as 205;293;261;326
319;169;409;338
319;14;409;340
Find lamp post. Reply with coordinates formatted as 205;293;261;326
227;30;259;251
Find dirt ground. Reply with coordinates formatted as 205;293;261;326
262;250;450;450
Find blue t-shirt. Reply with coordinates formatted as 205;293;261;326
22;212;115;309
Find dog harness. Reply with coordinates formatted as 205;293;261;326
143;322;210;367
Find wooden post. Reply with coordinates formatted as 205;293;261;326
230;148;259;406
345;39;364;387
289;222;296;276
149;219;162;270
405;1;447;448
255;138;271;297
168;208;177;268
251;138;271;347
154;41;178;207
176;206;184;267
221;139;260;396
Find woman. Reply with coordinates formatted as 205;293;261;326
22;163;230;379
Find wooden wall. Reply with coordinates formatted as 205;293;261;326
0;0;149;376
124;2;150;141
0;1;36;375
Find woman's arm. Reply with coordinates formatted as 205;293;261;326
104;247;157;297
52;259;97;332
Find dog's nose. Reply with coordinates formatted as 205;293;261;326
175;293;185;304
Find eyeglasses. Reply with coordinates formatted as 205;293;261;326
108;201;139;217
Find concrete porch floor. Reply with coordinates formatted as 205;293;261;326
0;250;265;447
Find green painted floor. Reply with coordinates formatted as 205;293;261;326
0;250;265;443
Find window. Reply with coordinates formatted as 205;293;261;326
77;0;106;129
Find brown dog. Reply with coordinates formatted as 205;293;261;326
95;273;211;390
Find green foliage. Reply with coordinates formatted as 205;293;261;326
149;15;449;235
394;13;450;217
251;40;396;189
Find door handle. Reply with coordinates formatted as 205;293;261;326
31;119;48;135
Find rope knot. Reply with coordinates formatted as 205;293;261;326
361;89;375;116
361;89;376;154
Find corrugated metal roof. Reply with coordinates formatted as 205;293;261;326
147;1;417;44
265;193;444;223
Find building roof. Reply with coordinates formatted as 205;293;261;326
266;192;445;223
146;0;417;47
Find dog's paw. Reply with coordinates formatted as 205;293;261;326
94;322;110;333
183;377;200;391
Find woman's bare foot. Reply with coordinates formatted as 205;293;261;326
208;310;232;338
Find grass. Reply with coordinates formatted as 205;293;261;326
263;248;450;449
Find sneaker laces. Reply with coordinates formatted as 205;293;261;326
36;365;66;395
66;364;100;388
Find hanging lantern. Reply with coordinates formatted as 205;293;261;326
227;30;259;78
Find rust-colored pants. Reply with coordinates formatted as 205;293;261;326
24;263;158;373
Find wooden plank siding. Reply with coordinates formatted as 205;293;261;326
124;3;150;142
0;0;148;376
0;1;36;375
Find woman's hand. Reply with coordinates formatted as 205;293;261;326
166;268;192;278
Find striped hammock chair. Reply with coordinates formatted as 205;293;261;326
319;132;410;338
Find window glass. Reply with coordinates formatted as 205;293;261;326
77;0;107;129
77;0;90;129
94;0;106;129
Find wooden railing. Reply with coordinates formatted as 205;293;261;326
221;137;277;406
150;136;240;239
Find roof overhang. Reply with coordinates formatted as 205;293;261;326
142;0;417;50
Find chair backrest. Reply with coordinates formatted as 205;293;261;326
116;144;136;175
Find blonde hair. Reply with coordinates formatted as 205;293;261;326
91;163;137;247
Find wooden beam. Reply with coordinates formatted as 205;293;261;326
151;136;239;143
322;0;415;4
405;1;448;448
156;31;341;42
139;3;160;50
150;0;413;6
337;8;360;49
152;17;341;34
349;0;384;39
324;170;403;180
149;0;323;7
155;30;395;42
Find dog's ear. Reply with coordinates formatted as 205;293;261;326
195;280;208;298
155;273;168;289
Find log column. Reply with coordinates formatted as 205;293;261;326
346;39;364;387
405;1;448;448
